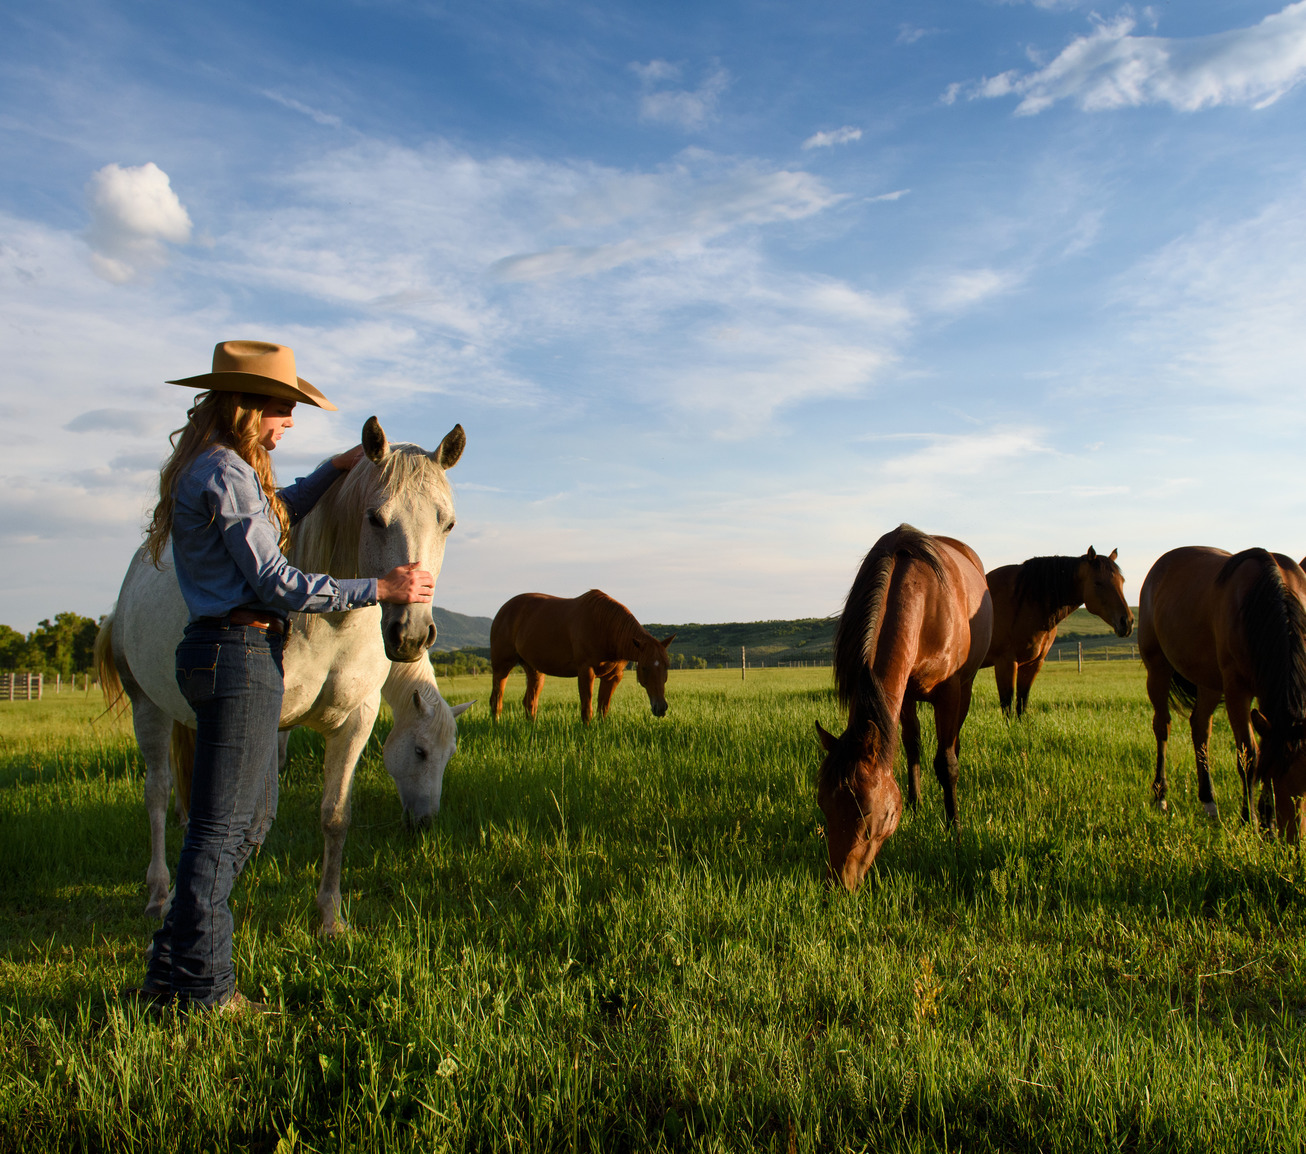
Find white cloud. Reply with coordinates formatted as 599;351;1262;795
492;161;842;282
927;267;1021;311
84;162;192;282
868;189;910;204
955;3;1306;115
896;25;938;46
259;88;343;127
631;61;730;130
1110;191;1306;400
802;126;862;149
875;427;1051;479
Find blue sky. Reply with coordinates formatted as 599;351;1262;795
3;0;1306;630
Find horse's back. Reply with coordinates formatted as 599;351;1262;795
1140;547;1232;689
491;592;582;675
876;530;990;690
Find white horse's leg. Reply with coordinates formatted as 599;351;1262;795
129;695;177;918
315;696;380;936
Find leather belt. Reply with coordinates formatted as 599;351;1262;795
198;610;290;636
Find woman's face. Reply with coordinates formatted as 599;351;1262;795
258;399;296;451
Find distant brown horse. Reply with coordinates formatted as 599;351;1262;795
983;548;1134;717
489;590;676;724
1139;546;1306;839
816;525;993;891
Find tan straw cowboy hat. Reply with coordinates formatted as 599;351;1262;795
167;340;338;411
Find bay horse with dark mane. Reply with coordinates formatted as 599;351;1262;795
983;548;1134;717
1139;547;1306;839
490;590;676;724
816;525;993;891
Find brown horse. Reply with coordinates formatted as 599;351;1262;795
489;589;676;724
816;525;993;891
983;548;1134;717
1139;546;1306;839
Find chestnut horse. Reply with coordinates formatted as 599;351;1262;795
1139;546;1306;839
816;525;993;891
983;548;1134;717
489;589;676;724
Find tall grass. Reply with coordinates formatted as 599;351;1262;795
1;666;1303;1152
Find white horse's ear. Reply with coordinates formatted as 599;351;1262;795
1109;548;1118;561
452;700;475;718
431;424;465;469
412;689;435;718
363;416;390;464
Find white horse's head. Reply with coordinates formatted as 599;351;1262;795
293;416;464;663
382;663;474;827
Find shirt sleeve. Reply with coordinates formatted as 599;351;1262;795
209;462;378;614
278;459;346;526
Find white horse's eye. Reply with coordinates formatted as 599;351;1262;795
367;509;385;529
414;746;428;760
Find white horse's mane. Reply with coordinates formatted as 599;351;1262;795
384;659;458;747
290;444;454;578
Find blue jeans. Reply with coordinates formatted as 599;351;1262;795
145;621;283;1007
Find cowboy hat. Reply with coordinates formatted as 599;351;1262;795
167;340;338;411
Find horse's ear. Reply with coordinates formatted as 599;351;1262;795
631;636;642;650
1086;546;1097;560
363;416;390;464
815;721;837;752
661;633;677;647
452;700;475;718
412;689;434;718
432;424;465;470
1251;708;1271;740
1108;548;1118;561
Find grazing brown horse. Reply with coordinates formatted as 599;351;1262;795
1139;546;1306;839
983;548;1134;717
489;590;676;724
816;525;993;891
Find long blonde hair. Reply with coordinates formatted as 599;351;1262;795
145;390;289;567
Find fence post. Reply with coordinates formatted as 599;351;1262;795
741;646;746;682
1077;642;1083;673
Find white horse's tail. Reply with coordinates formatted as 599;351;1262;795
171;723;195;819
94;613;126;716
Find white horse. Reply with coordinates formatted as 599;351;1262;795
97;416;466;934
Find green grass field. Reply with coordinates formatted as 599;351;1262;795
2;664;1304;1152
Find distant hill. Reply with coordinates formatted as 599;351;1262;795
429;605;1141;666
431;606;492;650
642;617;837;666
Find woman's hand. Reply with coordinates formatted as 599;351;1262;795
378;562;435;605
331;444;366;471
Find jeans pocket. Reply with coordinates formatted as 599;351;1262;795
176;646;220;704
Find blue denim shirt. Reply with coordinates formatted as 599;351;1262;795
171;446;378;621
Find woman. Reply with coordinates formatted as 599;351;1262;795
132;340;432;1014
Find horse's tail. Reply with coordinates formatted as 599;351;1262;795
1169;672;1199;716
93;613;127;716
170;723;195;817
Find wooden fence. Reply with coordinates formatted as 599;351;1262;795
2;672;43;701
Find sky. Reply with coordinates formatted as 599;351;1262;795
2;0;1306;631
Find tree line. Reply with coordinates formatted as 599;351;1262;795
0;613;102;679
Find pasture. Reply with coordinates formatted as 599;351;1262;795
2;664;1304;1152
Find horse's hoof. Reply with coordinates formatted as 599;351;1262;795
317;921;348;939
1203;801;1219;819
1157;798;1168;813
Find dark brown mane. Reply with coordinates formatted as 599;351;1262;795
1217;550;1306;731
1013;554;1109;617
827;525;947;784
575;589;648;653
